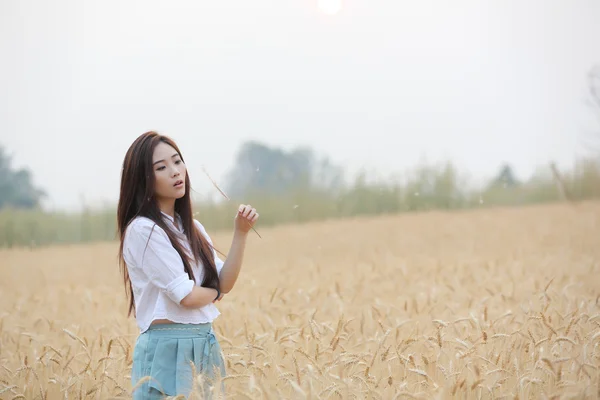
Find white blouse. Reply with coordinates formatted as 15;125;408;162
122;212;225;333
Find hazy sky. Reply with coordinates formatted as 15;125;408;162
1;0;599;211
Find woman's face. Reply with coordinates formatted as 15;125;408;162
152;142;187;202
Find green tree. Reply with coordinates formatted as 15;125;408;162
225;141;343;199
491;164;519;188
0;145;46;209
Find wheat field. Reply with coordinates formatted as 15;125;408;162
1;202;599;399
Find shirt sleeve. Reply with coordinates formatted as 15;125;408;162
126;220;195;304
194;219;225;275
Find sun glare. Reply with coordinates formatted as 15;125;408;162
318;0;342;15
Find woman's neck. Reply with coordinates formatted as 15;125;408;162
157;199;176;221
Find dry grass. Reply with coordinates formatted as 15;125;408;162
1;202;599;399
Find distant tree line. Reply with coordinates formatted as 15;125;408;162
0;146;45;209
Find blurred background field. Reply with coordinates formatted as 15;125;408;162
1;154;600;248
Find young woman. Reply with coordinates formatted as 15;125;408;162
117;131;258;399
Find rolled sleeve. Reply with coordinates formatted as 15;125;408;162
127;220;195;304
164;274;195;304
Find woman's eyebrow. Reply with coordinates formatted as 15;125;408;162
153;153;179;165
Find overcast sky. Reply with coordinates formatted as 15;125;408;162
1;0;599;211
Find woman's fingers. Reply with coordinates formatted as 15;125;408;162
238;204;257;219
238;204;253;218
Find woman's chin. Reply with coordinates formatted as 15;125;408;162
175;188;187;199
160;187;186;201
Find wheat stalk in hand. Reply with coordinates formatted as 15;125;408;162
202;166;261;238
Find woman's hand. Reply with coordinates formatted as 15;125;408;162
234;204;259;235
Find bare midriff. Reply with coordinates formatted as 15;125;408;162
151;318;176;325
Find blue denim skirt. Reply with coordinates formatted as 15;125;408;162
131;322;226;399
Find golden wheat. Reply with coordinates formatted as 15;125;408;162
1;202;599;399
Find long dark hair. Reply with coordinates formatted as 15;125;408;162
117;131;219;317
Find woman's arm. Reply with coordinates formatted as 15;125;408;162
219;204;258;294
180;286;220;308
218;231;248;293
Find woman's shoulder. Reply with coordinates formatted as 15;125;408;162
123;216;171;259
193;218;205;232
127;216;159;231
125;216;167;242
193;219;213;241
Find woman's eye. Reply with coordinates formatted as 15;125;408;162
175;160;182;164
156;166;165;171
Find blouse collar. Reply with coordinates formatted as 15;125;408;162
160;211;184;234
